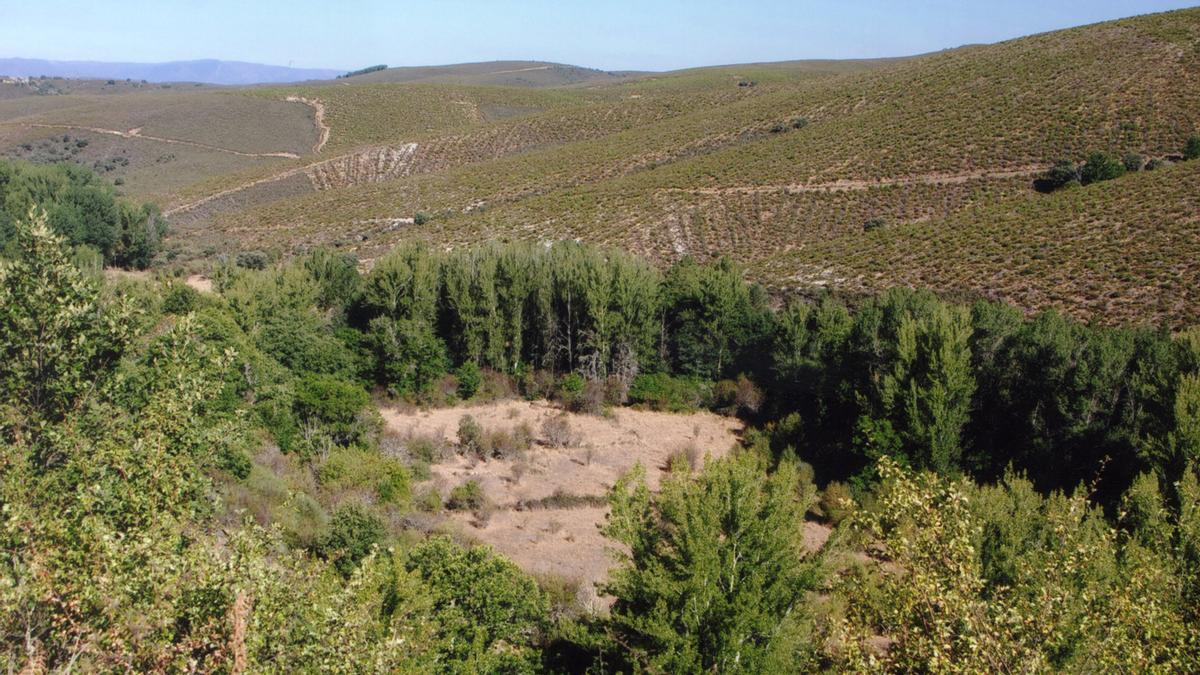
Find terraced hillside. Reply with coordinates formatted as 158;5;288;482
5;8;1200;328
758;159;1200;329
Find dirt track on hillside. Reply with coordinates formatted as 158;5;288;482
658;164;1048;195
0;121;301;159
286;95;329;153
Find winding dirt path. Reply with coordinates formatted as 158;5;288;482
285;95;329;153
0;122;300;159
658;165;1047;196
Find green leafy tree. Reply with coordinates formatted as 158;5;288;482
662;256;773;380
852;290;975;473
293;373;371;445
0;208;134;440
367;317;450;397
455;361;483;399
406;537;549;672
833;459;1200;672
603;452;822;672
0;160;162;267
320;505;386;577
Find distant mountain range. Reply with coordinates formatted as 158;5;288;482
0;58;342;85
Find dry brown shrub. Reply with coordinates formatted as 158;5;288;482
541;413;577;448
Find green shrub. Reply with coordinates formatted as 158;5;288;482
1036;159;1080;191
1122;153;1145;172
235;250;269;270
446;480;486;511
628;373;709;412
457;415;484;457
405;434;447;463
1079;151;1126;185
162;282;200;315
819;481;855;525
1185;134;1200;161
863;217;886;232
216;444;252;479
455;361;482;399
317;447;413;507
415;486;442;512
712;375;762;416
405;537;549;669
293;373;371;445
319;505;386;577
368;318;449;398
604;453;820;672
558;372;585;400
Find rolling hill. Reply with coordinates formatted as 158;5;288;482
2;8;1199;328
339;60;640;87
0;57;342;85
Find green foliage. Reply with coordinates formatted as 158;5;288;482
317;447;412;507
367;317;449;397
223;263;356;376
662;256;773;380
852;289;976;473
319;505;386;577
0;209;135;439
447;479;486;511
302;247;361;312
1185;134;1200;161
832;459;1200;672
338;64;388;78
0;159;164;268
627;372;709;412
1080;151;1127;185
161;280;200;314
8;211;1200;669
235;250;269;270
455;361;483;399
863;217;886;232
603;453;822;672
405;537;549;671
1037;159;1081;191
293;373;371;445
456;415;485;457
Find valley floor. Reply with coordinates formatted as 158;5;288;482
380;400;767;608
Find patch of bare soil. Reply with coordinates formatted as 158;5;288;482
380;399;743;608
185;274;213;293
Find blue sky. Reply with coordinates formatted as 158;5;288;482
2;1;1195;71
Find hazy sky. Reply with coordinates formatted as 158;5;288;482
2;1;1196;71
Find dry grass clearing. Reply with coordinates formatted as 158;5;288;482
380;399;743;607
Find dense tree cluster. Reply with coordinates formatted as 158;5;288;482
0;159;164;268
337;64;388;78
3;206;1200;670
766;290;1200;505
